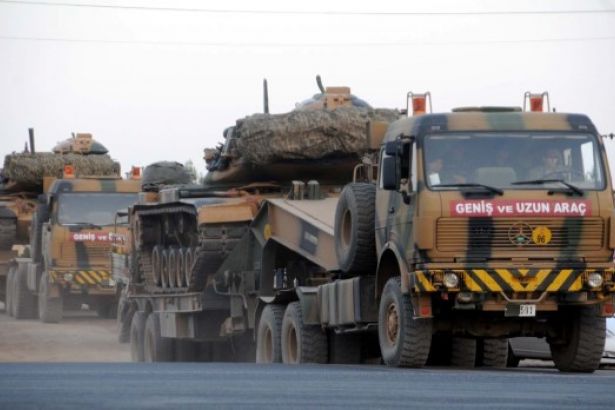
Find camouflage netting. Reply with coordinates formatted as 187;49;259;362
234;107;400;165
2;153;119;191
141;161;193;192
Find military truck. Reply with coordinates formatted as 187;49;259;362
6;167;140;322
121;87;613;372
1;131;119;308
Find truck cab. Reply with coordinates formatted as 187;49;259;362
9;175;140;323
376;98;615;372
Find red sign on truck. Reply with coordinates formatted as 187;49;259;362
450;200;591;217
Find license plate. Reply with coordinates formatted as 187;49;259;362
505;304;536;317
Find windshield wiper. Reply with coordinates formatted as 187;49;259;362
432;183;504;196
511;179;584;196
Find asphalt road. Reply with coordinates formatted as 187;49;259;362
1;363;615;409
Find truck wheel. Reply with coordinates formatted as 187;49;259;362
13;265;37;319
378;277;432;368
478;339;508;368
143;312;175;362
130;311;146;362
256;304;284;363
506;343;520;367
329;331;362;364
549;307;606;373
5;266;15;315
117;294;132;344
29;203;49;263
451;337;476;368
38;272;63;323
334;183;376;274
281;302;328;364
0;218;17;250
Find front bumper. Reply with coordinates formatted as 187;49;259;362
49;269;116;295
405;265;615;315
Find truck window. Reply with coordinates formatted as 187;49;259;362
57;193;138;226
423;133;605;190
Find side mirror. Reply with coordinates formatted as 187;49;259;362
385;141;401;156
381;156;399;190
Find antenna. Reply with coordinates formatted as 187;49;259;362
263;79;269;114
316;75;325;93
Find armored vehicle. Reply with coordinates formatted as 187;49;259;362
117;79;396;362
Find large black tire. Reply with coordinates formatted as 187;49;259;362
38;272;63;323
0;218;17;250
334;183;376;274
478;339;508;368
116;289;133;343
5;266;15;316
329;331;362;364
256;304;284;363
13;265;37;319
378;277;432;368
549;307;606;373
29;202;49;263
506;343;521;367
451;337;477;368
130;311;147;362
281;302;328;364
143;312;175;362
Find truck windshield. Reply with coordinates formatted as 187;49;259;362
57;193;138;226
423;133;605;191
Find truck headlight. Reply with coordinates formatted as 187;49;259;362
587;272;603;288
63;273;74;282
443;272;460;289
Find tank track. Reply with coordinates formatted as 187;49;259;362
134;205;249;294
187;222;249;292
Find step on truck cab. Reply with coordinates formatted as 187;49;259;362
372;92;615;372
8;170;140;322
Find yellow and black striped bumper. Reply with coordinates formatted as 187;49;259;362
412;268;615;293
49;270;114;287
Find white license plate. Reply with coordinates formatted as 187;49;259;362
505;303;536;317
518;304;536;317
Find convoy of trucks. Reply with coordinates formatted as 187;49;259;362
3;84;614;373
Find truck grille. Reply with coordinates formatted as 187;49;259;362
436;217;604;252
60;242;112;264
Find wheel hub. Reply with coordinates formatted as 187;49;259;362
386;303;399;345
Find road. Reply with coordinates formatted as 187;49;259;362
1;308;615;409
0;305;129;362
1;363;615;409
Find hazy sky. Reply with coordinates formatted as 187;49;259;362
1;0;614;178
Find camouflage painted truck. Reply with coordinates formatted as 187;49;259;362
5;154;140;323
1;132;118;307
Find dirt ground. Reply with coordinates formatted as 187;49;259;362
0;302;130;362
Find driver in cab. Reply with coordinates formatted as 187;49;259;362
527;148;564;180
